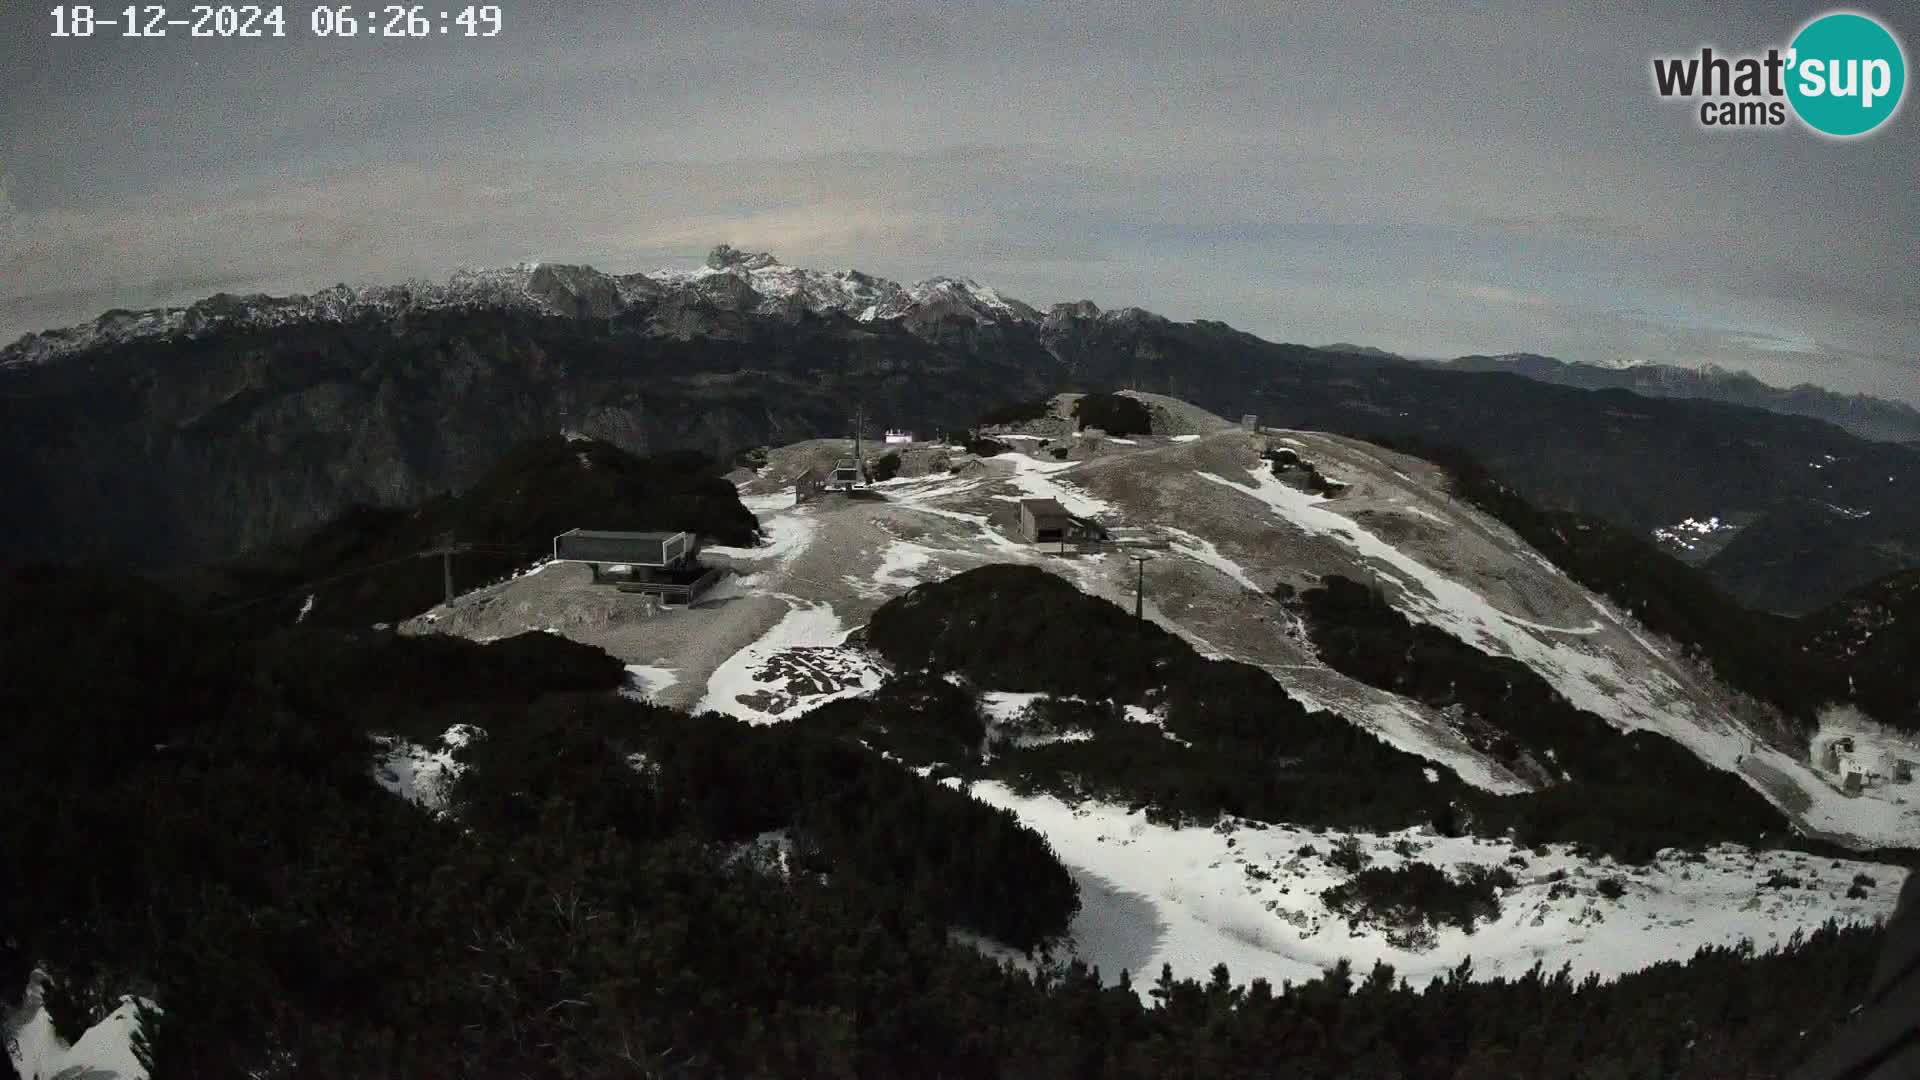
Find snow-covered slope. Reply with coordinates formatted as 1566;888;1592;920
370;723;484;814
4;972;154;1080
963;785;1904;998
649;245;1042;325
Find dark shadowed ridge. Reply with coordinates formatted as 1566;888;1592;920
168;435;757;629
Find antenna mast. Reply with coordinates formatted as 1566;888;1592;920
851;402;868;483
1128;552;1154;621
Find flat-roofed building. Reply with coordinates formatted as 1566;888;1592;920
553;529;697;568
1017;498;1106;549
550;529;721;603
825;456;868;491
1018;498;1074;543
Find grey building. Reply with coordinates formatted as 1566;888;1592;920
1018;498;1105;549
796;468;825;503
1018;498;1074;543
550;528;722;602
826;456;868;490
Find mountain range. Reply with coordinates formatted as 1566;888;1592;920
1439;352;1920;445
2;246;1916;615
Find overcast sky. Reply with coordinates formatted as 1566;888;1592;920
2;1;1915;402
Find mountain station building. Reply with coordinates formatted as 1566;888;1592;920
550;528;723;603
1018;498;1105;549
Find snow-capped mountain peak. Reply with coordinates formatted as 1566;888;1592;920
651;246;1038;324
882;276;1040;324
0;246;1049;368
705;243;783;272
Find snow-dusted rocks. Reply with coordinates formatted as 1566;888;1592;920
4;972;156;1080
2;261;626;367
370;724;484;814
693;599;887;724
649;247;1039;325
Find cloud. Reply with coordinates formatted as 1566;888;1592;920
0;164;15;240
638;207;947;260
1;2;1914;403
1429;280;1561;310
0;158;959;330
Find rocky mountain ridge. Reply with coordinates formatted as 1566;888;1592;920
1444;353;1920;444
0;245;1083;369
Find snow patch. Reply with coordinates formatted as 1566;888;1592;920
371;724;484;813
622;664;681;700
867;540;938;595
964;784;1907;1002
1190;465;1911;839
980;692;1050;725
695;599;885;723
727;828;798;877
1283;685;1530;795
1653;515;1737;552
1001;453;1114;517
738;489;796;515
5;978;156;1080
1121;703;1192;747
1196;468;1665;733
705;511;819;566
1162;527;1266;594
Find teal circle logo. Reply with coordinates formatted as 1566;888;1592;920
1787;12;1906;136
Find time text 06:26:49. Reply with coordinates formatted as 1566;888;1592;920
48;5;503;38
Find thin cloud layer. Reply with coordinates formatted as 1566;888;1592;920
1;1;1914;402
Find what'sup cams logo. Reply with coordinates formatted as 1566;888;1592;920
1653;10;1906;136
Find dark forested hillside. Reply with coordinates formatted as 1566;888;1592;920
1442;354;1920;444
0;560;1904;1078
1037;306;1919;612
1273;372;1920;616
0;564;1075;1076
0;302;1056;571
1070;392;1152;436
1384;440;1816;721
1795;569;1920;730
1388;440;1920;733
863;565;1803;861
168;436;758;630
1295;575;1790;859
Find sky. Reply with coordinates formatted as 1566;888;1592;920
2;0;1916;403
